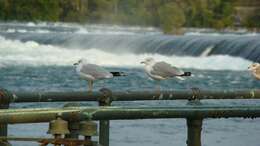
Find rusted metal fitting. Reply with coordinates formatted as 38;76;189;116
38;138;96;146
0;88;12;107
189;88;201;101
47;116;70;135
98;88;112;106
79;121;98;136
0;140;11;146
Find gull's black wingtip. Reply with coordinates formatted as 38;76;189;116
181;72;192;76
110;72;127;77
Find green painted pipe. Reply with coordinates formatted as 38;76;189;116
0;106;259;124
186;119;202;146
9;89;260;103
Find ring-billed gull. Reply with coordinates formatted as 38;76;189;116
74;59;126;92
248;63;260;80
141;57;191;90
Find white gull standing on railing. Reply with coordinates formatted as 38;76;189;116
141;57;191;90
74;59;126;92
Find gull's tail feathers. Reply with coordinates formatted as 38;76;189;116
110;72;127;77
180;72;192;77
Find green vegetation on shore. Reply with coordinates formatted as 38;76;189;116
0;0;259;34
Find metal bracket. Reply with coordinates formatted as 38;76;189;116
38;138;97;146
99;88;112;106
0;136;97;146
189;88;201;101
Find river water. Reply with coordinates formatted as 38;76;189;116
0;22;260;146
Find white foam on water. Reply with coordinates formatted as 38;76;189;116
0;22;161;35
75;27;138;35
0;28;53;34
0;28;52;34
0;36;252;70
185;31;259;36
200;46;214;57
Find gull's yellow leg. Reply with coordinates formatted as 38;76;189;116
88;80;93;93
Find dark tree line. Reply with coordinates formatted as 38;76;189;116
0;0;259;33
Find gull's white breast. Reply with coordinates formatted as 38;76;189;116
76;64;95;81
144;64;165;80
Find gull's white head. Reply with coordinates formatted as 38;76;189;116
73;58;88;66
248;63;260;71
141;57;155;65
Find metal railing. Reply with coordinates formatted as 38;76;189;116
10;89;260;102
0;88;260;146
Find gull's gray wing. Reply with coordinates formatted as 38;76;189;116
80;64;113;79
151;61;184;78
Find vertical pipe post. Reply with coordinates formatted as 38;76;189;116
186;88;202;146
0;89;11;146
186;118;202;146
98;88;112;146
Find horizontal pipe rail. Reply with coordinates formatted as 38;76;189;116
9;89;260;103
0;106;259;124
0;136;87;142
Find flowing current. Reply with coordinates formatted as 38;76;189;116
0;22;260;146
